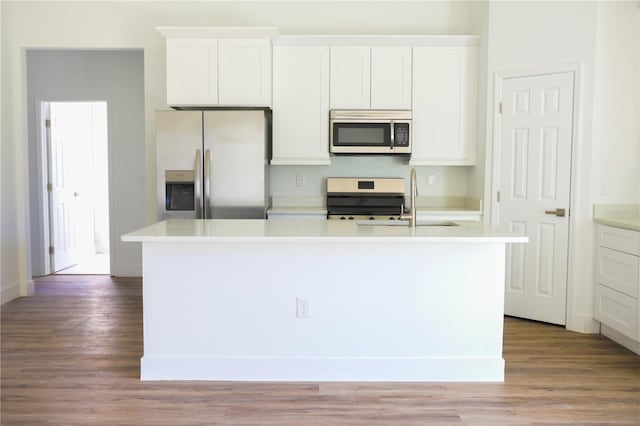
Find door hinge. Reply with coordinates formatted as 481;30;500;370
47;183;53;192
498;102;503;114
45;119;51;128
497;191;501;202
49;246;54;255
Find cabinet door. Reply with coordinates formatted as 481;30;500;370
411;46;478;165
597;246;640;298
272;46;331;165
166;38;218;106
371;46;412;109
218;39;271;106
330;46;371;109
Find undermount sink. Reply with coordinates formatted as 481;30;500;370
356;220;459;227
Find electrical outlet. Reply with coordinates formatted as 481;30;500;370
600;179;610;195
426;174;436;187
296;173;305;187
296;297;309;319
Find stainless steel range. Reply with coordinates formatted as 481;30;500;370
326;177;406;221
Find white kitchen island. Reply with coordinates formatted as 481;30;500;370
123;219;527;382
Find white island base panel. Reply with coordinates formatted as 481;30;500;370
140;239;506;382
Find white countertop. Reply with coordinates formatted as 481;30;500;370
122;219;528;243
593;204;640;232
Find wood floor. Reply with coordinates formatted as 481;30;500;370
2;275;639;425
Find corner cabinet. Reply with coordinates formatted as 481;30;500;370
411;45;478;165
595;224;640;352
271;45;331;165
158;27;277;107
329;46;412;110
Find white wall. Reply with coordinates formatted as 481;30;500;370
1;1;478;303
26;50;145;277
591;1;640;203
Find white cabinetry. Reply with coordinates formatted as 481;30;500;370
595;225;640;350
330;46;412;110
411;46;478;165
272;45;331;165
160;27;276;107
166;38;219;106
330;46;370;109
217;39;271;106
371;46;412;110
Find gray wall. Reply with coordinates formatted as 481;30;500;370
26;50;145;277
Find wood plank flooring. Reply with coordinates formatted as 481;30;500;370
2;275;639;425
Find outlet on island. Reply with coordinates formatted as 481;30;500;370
296;173;305;187
296;296;309;318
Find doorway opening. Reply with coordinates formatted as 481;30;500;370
43;101;110;275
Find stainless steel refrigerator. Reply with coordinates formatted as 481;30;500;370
156;109;271;220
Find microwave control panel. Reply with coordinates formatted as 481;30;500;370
394;123;410;147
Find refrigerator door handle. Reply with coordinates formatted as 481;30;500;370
204;149;212;219
194;149;202;219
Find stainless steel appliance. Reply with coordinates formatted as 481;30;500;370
326;177;406;221
156;109;271;220
329;110;411;155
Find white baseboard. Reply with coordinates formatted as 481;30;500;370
111;263;142;277
141;356;505;382
566;313;600;334
1;279;34;305
601;325;640;355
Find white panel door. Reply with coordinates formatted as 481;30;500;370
371;46;412;109
218;38;271;106
49;103;94;272
330;46;371;109
499;72;574;325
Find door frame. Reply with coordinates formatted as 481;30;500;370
34;97;114;276
489;62;583;330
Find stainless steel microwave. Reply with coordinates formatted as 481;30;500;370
329;110;411;155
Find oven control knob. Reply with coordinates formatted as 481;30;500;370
369;217;375;220
340;216;346;220
348;217;354;220
389;217;395;220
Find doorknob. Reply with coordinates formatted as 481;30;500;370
73;192;80;197
544;208;566;217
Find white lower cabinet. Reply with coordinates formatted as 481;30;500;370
595;225;640;346
272;46;331;165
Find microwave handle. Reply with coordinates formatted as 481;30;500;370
390;121;395;150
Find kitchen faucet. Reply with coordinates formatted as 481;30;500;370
410;168;417;228
401;168;418;228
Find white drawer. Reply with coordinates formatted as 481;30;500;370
598;225;640;256
595;284;638;340
597;247;640;298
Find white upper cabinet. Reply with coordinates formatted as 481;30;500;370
218;39;271;106
160;27;277;107
411;45;478;165
330;46;371;109
370;46;412;110
330;46;412;110
272;45;331;165
166;38;219;106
